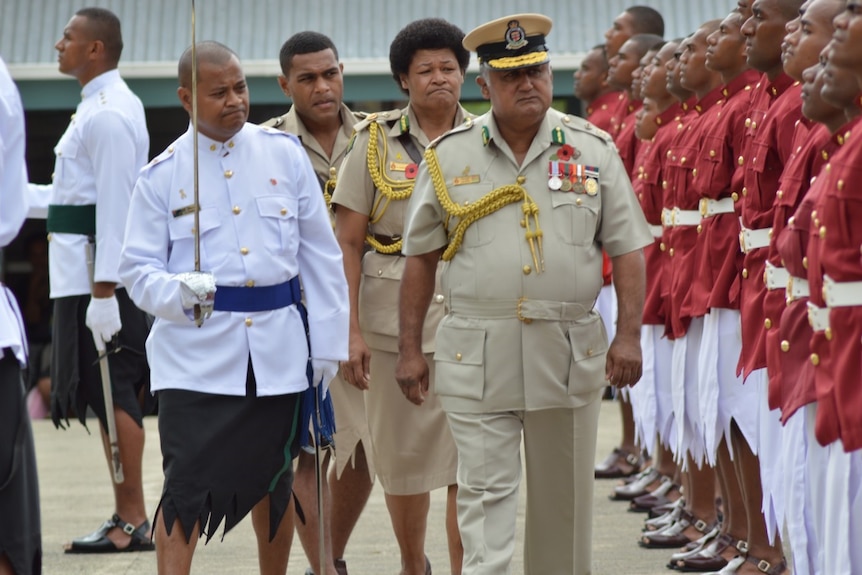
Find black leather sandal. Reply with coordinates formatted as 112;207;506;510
65;513;155;553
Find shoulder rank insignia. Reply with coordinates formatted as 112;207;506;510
552;126;565;145
400;115;410;134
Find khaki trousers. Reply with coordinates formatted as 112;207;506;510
446;391;602;575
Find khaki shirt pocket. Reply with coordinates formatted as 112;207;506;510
433;324;486;400
550;191;600;246
566;313;609;395
359;254;402;338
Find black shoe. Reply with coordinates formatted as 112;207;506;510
65;514;155;553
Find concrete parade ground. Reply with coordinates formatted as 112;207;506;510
33;399;675;574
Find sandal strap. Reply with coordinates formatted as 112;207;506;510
111;514;150;540
745;555;787;575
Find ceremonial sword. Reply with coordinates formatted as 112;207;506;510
86;238;124;484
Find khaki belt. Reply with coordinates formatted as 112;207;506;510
739;225;771;253
807;302;830;331
786;276;810;303
699;197;735;217
449;297;591;324
764;262;789;290
822;275;862;307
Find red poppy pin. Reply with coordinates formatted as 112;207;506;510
405;163;418;179
556;144;575;162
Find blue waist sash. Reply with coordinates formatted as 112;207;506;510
213;276;301;312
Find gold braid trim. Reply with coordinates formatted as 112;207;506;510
425;147;544;270
364;121;415;254
323;167;337;208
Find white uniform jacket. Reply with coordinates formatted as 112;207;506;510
0;56;28;365
28;69;149;298
119;123;349;396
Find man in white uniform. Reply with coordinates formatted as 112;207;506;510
119;41;348;575
27;7;153;554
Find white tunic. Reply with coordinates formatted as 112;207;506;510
119;123;349;396
0;56;28;365
28;69;149;298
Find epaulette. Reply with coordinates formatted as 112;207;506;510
141;144;177;173
260;114;287;129
351;108;403;132
259;124;299;143
560;114;614;145
428;116;476;149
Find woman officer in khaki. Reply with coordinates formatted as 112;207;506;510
330;17;470;575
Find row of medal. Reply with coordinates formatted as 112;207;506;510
548;161;599;195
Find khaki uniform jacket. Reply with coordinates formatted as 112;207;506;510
261;102;361;188
331;104;470;354
404;108;652;413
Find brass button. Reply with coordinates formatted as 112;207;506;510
224;170;234;178
516;175;526;185
659;242;667;252
802;256;808;269
576;198;583;206
434;294;445;304
692;168;698;178
788;216;796;227
228;141;235;148
232;205;241;214
751;121;757;130
520;219;527;228
46;233;53;242
463;200;470;206
245;318;253;327
280;208;288;216
586;348;594;357
837;180;844;191
742;268;749;279
246;280;255;287
669;248;675;257
240;247;249;255
681;157;687;164
742;187;748;196
777;190;783;199
662;180;668;189
825;327;833;341
209;144;217;151
709;150;716;157
780;340;790;352
738;156;744;166
810;353;820;366
455;352;463;361
745;118;751;127
819;226;826;239
732;192;739;202
764;318;772;329
697;224;703;234
377;269;383;276
523;265;532;275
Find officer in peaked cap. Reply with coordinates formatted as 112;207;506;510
396;13;652;575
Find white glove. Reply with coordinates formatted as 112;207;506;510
311;359;339;397
86;295;122;345
176;271;216;317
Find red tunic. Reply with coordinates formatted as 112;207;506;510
776;122;856;424
586;91;625;134
660;101;699;338
690;70;761;317
765;121;830;412
616;104;643;177
737;74;803;379
813;125;862;451
664;85;725;338
635;102;684;326
606;92;634;139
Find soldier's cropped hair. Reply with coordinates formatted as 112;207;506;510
178;41;239;88
279;31;339;75
389;18;470;96
649;40;667;53
626;6;665;37
75;7;123;65
626;34;666;57
590;44;610;70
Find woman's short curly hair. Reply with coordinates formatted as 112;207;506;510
389;18;470;95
